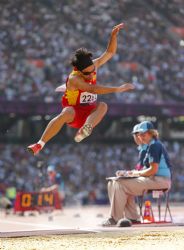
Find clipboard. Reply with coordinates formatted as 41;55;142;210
106;176;138;181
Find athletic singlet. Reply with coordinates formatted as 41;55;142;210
62;69;97;106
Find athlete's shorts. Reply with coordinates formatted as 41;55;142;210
62;103;97;129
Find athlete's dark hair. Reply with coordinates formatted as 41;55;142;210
70;48;93;71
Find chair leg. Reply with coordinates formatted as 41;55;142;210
157;196;161;221
137;195;144;221
150;205;155;222
164;192;173;222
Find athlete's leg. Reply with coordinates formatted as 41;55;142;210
74;102;107;142
40;107;75;143
28;107;75;154
85;102;108;127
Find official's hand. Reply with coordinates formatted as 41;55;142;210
127;170;140;177
111;23;125;36
116;170;126;177
116;170;140;177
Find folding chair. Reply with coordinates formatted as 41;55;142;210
137;188;173;223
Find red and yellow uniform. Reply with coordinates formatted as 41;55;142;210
62;69;97;128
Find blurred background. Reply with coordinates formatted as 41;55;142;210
0;0;184;207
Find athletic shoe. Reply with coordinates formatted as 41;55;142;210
102;217;117;227
74;124;93;142
27;143;42;155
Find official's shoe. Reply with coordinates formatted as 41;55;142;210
102;217;117;227
74;124;93;142
117;218;132;227
27;143;42;155
129;219;141;224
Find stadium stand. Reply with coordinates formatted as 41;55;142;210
0;0;183;102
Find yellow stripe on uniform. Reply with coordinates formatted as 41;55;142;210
65;89;79;105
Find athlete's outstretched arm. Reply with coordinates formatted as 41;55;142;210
93;23;125;68
90;82;135;95
70;75;135;95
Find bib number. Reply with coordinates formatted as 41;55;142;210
80;92;97;104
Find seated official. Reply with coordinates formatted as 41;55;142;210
103;121;172;226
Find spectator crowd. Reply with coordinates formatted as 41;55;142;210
0;0;183;102
0;141;184;204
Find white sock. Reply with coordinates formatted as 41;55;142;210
38;140;45;149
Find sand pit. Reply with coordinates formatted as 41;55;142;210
1;229;184;250
1;204;184;250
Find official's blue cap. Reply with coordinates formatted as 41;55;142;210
47;165;55;172
131;124;140;134
136;121;154;133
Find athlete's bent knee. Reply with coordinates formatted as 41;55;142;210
99;102;108;113
60;107;75;122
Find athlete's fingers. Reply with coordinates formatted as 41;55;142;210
112;23;125;34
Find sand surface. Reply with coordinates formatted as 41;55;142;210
1;229;184;250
